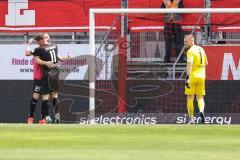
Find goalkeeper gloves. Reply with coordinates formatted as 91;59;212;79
185;75;190;88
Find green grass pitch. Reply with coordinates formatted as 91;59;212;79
0;124;239;160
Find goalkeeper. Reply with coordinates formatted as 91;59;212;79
184;34;208;124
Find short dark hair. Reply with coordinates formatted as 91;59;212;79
34;34;44;41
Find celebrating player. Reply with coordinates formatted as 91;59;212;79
25;37;49;124
43;33;60;123
32;33;71;123
184;34;208;124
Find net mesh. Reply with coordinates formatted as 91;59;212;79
92;12;240;116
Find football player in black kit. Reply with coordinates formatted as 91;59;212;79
33;34;71;123
43;33;64;123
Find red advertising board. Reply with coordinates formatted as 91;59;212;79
0;0;121;32
1;0;240;32
204;45;240;80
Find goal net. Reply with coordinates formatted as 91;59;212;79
87;8;240;124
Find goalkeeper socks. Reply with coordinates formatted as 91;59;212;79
42;100;50;117
187;98;194;118
29;98;38;118
197;98;205;113
52;98;59;114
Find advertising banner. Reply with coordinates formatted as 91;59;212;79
1;44;240;80
1;0;240;32
0;0;121;31
204;45;240;80
0;80;240;123
62;113;239;124
0;44;115;80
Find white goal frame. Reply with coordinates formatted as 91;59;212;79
89;8;240;124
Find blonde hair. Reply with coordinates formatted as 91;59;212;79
184;34;194;40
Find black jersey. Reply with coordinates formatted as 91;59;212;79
32;44;59;93
32;44;58;71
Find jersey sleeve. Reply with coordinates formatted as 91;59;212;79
31;48;42;57
187;50;194;64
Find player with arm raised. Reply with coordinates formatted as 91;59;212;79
184;34;208;124
25;37;49;124
31;34;54;123
33;33;71;123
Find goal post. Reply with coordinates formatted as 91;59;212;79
89;8;240;124
89;11;96;124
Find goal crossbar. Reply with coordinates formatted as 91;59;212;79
90;8;240;14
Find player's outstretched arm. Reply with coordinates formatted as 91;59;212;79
25;38;34;56
34;56;53;69
58;53;71;62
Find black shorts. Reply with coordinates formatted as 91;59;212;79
41;67;59;95
33;80;42;94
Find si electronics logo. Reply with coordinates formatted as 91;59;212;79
176;114;232;124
